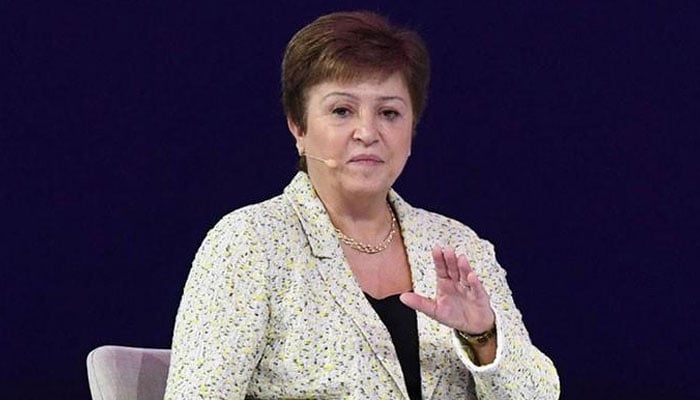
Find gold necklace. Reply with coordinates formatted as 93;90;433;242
334;203;397;254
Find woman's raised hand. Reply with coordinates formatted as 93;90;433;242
400;245;495;334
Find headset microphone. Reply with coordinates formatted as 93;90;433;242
305;154;338;168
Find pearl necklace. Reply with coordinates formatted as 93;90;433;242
333;203;397;254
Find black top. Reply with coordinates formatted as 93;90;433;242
365;293;422;400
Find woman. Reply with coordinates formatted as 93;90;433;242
165;11;559;400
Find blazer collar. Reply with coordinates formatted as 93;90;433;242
282;172;341;259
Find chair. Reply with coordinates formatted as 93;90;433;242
86;345;171;400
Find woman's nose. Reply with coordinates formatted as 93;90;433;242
352;114;380;144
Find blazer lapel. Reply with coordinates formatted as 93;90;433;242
315;256;411;399
391;193;449;400
284;173;411;399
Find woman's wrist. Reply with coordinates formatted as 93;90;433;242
456;323;497;346
456;324;498;366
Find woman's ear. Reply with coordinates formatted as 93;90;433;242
287;117;305;155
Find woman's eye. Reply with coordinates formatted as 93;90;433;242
381;110;400;120
332;107;351;117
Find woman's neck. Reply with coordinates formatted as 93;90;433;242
313;183;392;244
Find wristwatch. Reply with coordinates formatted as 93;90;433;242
457;324;497;345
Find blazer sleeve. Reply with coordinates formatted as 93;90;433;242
453;235;560;400
165;212;270;400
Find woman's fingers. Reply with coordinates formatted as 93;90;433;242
399;292;437;319
434;245;461;281
435;246;474;285
432;245;449;279
456;254;472;287
467;270;488;301
416;244;495;332
443;246;460;281
434;245;488;301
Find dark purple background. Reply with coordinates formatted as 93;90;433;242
2;2;698;399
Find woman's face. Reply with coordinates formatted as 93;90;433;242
289;72;414;202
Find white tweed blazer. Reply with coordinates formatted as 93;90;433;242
165;172;559;399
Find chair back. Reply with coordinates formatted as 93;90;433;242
87;345;171;400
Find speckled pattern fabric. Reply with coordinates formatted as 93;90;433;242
165;172;559;399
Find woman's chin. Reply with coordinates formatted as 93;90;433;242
340;172;396;198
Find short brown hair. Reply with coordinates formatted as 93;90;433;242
281;11;430;134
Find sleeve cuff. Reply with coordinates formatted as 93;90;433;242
451;311;505;373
